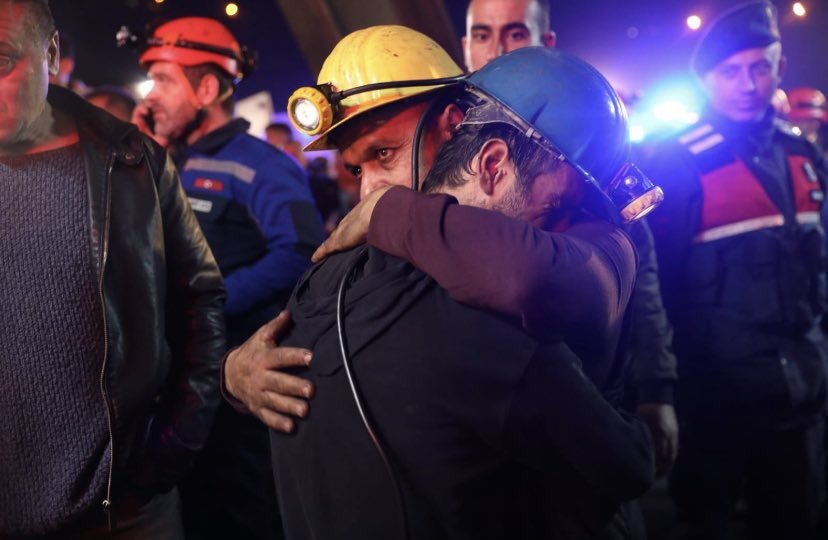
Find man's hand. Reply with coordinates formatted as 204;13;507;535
225;311;314;433
131;102;169;147
311;185;394;262
636;402;679;478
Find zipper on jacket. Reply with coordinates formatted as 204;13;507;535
98;152;115;530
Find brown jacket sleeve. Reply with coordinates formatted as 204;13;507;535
367;186;636;340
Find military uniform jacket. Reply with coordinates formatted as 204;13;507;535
646;108;828;429
178;120;324;342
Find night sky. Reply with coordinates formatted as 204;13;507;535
52;0;828;112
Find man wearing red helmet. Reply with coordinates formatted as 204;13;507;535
788;87;828;152
131;16;324;540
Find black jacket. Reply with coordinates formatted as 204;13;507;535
49;86;227;515
273;246;653;540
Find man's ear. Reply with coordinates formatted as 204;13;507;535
47;31;60;76
542;30;556;48
434;103;465;144
197;73;221;107
473;138;510;196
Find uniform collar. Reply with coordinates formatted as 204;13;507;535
705;105;776;150
189;118;251;154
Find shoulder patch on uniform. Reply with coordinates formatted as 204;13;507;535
678;123;714;145
687;133;725;155
184;157;256;184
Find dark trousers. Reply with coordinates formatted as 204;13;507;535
670;417;825;540
816;417;828;537
179;307;284;540
179;401;282;540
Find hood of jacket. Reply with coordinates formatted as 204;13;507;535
287;246;435;361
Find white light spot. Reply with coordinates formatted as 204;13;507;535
629;125;646;143
686;15;702;31
293;99;320;131
136;79;154;99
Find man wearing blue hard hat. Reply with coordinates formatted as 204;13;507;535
268;41;658;539
225;25;657;538
644;2;827;538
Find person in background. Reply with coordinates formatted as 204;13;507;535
265;121;293;151
131;16;323;540
306;156;342;233
788;87;828;152
283;138;307;168
86;85;137;122
645;3;827;538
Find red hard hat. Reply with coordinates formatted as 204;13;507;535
788;87;828;123
139;17;243;79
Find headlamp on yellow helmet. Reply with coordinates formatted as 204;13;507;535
288;85;337;136
288;76;465;138
288;25;465;151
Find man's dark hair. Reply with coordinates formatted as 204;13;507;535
12;0;55;44
182;63;235;115
266;122;293;138
86;86;137;119
422;121;553;195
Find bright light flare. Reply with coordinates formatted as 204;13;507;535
652;101;698;124
136;79;154;99
225;3;239;17
629;125;646;143
154;0;164;4
686;15;702;31
793;2;807;17
292;99;321;131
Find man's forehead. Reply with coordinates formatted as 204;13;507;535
468;0;534;27
714;43;780;70
0;2;27;45
336;103;424;159
148;61;178;77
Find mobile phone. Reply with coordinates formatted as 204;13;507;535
143;109;156;134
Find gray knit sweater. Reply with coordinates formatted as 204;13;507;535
0;144;111;535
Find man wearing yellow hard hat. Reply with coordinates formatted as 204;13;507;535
223;24;659;537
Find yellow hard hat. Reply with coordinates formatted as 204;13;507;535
288;25;463;151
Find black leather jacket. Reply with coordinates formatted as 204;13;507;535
49;86;227;518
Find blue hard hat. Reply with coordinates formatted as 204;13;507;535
464;47;662;222
466;47;628;188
